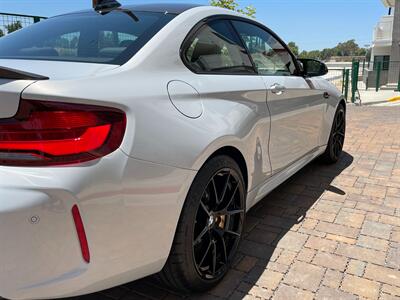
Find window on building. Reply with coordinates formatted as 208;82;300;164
374;55;390;70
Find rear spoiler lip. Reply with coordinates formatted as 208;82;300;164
0;66;49;80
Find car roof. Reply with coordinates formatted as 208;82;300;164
122;3;204;14
60;3;204;17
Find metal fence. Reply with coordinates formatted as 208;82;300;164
325;61;366;103
325;60;400;105
0;13;46;36
363;61;400;92
324;68;345;92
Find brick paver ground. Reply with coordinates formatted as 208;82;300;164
68;107;400;300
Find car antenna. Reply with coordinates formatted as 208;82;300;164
92;0;139;21
93;0;121;14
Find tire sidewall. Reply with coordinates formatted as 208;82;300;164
179;155;246;290
327;104;346;162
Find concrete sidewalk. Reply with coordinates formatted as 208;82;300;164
357;89;400;106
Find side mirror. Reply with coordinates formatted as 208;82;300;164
298;59;328;77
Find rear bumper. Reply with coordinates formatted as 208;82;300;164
0;150;196;300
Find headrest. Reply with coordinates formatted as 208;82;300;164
191;42;221;62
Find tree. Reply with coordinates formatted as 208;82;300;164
0;29;4;37
297;39;368;61
210;0;256;18
299;50;321;60
320;48;334;61
6;21;22;34
335;39;360;57
287;42;299;56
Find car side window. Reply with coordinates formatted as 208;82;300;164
184;20;255;74
231;20;296;76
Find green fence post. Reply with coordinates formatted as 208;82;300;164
397;67;400;92
344;69;350;101
341;68;346;93
375;61;382;92
351;61;360;103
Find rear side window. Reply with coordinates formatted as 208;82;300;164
232;20;296;76
183;20;255;74
0;11;175;65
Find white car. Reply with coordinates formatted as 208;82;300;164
0;1;345;299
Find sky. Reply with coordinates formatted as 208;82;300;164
0;0;388;51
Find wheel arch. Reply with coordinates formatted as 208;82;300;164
205;146;249;191
339;98;346;111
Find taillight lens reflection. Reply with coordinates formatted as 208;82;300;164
0;100;126;166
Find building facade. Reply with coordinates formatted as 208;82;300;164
364;0;400;89
368;0;400;89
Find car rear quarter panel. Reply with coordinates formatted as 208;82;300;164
22;7;271;192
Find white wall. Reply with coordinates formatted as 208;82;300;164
371;45;392;60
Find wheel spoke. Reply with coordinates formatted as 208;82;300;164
335;139;341;156
333;139;338;157
218;172;231;205
211;178;219;204
334;118;339;131
198;240;212;268
214;228;229;263
212;240;217;276
225;182;239;210
199;200;211;216
226;209;244;216
225;229;241;237
194;225;209;246
215;182;239;215
337;138;344;150
336;132;345;137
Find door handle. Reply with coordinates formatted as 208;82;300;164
323;92;330;99
270;83;286;95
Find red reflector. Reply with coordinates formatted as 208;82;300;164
72;205;90;264
0;100;126;166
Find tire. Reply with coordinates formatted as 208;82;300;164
321;103;346;164
159;155;246;293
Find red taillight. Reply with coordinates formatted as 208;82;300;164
72;205;90;263
0;100;126;166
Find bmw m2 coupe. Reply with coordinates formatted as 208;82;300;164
0;1;345;299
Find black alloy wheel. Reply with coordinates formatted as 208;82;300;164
322;103;346;164
331;107;346;161
160;156;246;293
192;168;244;280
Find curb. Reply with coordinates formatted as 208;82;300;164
354;100;388;106
388;96;400;102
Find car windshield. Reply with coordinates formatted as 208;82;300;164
0;10;175;65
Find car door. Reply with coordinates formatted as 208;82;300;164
179;18;273;188
232;20;326;174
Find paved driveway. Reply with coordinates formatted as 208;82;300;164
67;106;400;300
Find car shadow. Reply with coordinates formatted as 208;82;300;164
65;151;354;300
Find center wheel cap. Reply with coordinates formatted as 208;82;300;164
208;215;215;227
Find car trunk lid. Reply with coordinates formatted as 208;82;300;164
0;60;119;118
0;79;37;118
0;59;119;80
